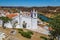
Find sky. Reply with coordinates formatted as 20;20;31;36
0;0;60;7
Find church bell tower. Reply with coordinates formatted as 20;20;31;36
32;9;37;19
31;9;38;29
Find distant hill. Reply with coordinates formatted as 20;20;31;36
0;6;60;13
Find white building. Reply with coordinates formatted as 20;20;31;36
4;9;38;30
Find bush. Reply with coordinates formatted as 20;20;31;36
18;29;23;33
27;30;33;35
21;31;31;39
18;29;33;39
18;29;23;31
40;36;49;40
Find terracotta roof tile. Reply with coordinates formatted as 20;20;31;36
6;13;18;18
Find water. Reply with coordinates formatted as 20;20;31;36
38;14;49;22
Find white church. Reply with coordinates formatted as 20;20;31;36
11;9;37;29
0;9;38;29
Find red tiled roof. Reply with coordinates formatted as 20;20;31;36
6;13;18;18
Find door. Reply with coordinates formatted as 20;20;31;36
22;21;27;28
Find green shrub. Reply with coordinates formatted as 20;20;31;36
40;36;48;40
18;29;23;31
18;29;33;39
18;31;22;33
27;30;33;35
18;29;23;34
21;31;31;39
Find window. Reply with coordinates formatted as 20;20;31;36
22;21;27;28
34;13;36;17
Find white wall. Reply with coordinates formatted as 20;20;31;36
20;17;32;29
0;20;2;27
31;18;38;29
4;22;12;28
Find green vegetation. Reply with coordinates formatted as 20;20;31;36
27;30;33;35
18;29;23;31
40;36;49;40
21;31;31;38
0;16;12;29
48;15;60;40
18;29;33;39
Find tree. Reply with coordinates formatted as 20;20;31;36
48;15;60;40
0;16;12;29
